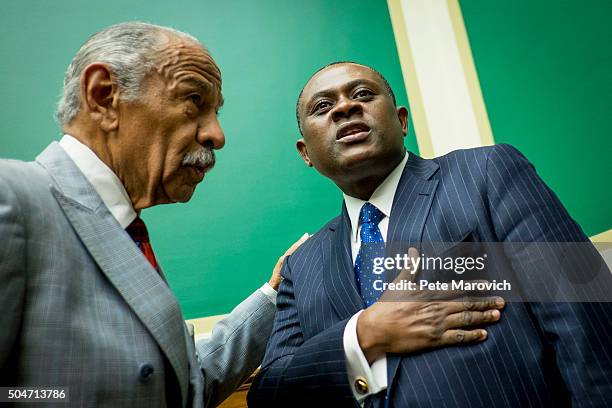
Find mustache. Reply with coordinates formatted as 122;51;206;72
181;147;216;171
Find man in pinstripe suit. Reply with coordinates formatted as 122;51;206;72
248;62;612;407
0;22;304;407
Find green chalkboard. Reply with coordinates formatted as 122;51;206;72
0;0;414;317
460;0;612;237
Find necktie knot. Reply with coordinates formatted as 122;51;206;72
359;202;384;226
126;216;150;244
126;216;158;270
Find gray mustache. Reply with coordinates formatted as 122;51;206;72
182;147;215;171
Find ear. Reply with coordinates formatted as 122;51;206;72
397;106;409;136
80;63;119;132
296;138;313;167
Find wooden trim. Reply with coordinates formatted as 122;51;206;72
217;369;259;408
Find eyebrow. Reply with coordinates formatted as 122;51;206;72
180;77;212;93
305;78;380;110
180;76;224;110
302;79;381;117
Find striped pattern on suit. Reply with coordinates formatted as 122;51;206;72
248;144;612;407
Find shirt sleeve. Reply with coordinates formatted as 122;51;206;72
259;282;277;304
343;310;388;404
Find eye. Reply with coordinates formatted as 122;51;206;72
189;94;203;106
353;88;374;99
312;100;333;113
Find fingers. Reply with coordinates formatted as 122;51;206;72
269;233;310;291
405;247;420;282
284;233;310;257
446;297;505;314
379;247;421;302
439;329;488;346
392;247;421;283
444;309;500;329
277;233;310;268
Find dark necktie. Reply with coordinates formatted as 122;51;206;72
354;202;386;307
126;216;159;270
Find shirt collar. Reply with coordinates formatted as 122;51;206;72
343;151;408;242
58;134;137;229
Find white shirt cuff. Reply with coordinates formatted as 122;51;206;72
259;282;277;304
343;310;387;404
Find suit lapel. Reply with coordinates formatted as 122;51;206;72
387;153;440;249
37;143;189;406
318;153;441;323
385;152;440;395
322;203;364;320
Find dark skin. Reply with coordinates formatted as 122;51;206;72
297;64;408;200
297;63;504;363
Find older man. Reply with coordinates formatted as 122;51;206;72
0;22;304;407
248;62;612;407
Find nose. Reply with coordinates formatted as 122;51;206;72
197;112;225;150
331;96;362;122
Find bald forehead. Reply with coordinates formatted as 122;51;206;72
153;33;223;106
307;62;378;85
299;63;385;113
304;63;381;95
154;34;220;83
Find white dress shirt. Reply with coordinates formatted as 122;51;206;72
58;134;276;302
342;151;408;403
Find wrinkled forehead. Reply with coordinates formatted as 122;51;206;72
300;63;382;109
153;33;223;102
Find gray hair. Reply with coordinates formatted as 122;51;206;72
55;21;199;126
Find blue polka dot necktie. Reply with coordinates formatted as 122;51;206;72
355;202;386;307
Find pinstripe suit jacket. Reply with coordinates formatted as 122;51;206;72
0;142;275;407
249;144;612;407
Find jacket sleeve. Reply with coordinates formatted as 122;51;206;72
0;174;27;378
486;143;612;407
196;286;276;407
247;255;357;407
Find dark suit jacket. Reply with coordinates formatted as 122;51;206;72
248;144;612;407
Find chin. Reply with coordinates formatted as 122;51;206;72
170;186;197;203
338;149;381;169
